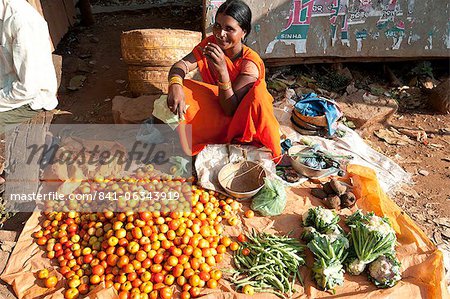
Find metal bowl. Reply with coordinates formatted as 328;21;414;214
218;160;266;199
288;145;336;179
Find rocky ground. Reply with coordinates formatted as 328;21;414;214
0;5;449;297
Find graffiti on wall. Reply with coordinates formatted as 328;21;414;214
206;0;226;26
263;0;433;53
266;0;314;54
206;0;447;54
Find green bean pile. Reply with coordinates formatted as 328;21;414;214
230;231;306;298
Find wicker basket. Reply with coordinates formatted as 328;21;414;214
128;66;171;95
291;111;322;130
292;109;328;127
293;97;342;127
290;116;326;136
121;29;202;66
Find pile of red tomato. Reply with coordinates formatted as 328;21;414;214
33;167;243;299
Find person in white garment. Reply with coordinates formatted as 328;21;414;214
0;0;58;186
0;0;58;127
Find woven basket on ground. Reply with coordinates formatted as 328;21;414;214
121;29;202;66
291;110;323;130
128;66;171;95
128;66;202;96
290;116;327;136
292;109;328;127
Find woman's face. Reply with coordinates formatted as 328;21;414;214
212;13;246;51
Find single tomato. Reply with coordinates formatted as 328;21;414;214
64;287;79;299
37;269;49;279
159;286;173;299
44;276;58;288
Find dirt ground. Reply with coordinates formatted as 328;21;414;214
368;112;449;239
0;5;448;298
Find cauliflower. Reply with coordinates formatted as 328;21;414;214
302;207;340;233
317;208;337;225
346;210;397;270
346;258;366;275
312;258;345;291
366;215;395;237
303;208;348;293
368;255;401;288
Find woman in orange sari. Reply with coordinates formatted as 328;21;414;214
167;0;281;159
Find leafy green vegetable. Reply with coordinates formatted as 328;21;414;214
348;214;396;264
345;210;398;283
307;234;348;292
312;258;345;292
307;234;348;265
302;207;349;292
251;178;286;216
345;209;367;227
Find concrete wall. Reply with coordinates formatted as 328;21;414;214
204;0;450;63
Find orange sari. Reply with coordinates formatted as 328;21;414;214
177;36;282;159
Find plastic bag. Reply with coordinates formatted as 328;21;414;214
169;156;190;176
251;178;287;216
136;118;165;144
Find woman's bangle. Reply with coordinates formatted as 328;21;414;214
169;76;183;87
218;81;232;91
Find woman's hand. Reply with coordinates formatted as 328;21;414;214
203;42;228;79
167;83;186;119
